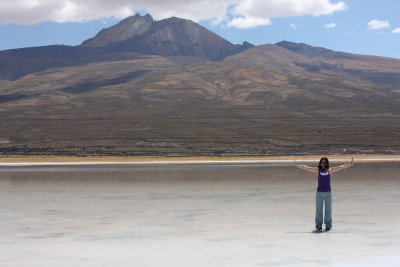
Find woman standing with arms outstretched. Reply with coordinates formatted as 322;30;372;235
294;157;354;232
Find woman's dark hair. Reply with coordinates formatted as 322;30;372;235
318;157;329;172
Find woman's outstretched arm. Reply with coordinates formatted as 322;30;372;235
294;159;319;173
330;157;354;173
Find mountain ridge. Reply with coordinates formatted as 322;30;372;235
81;14;253;61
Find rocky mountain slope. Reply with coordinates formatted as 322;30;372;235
82;14;253;60
0;15;399;156
82;14;154;47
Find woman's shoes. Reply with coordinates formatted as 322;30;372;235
315;226;331;232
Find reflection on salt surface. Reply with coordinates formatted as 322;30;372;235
0;163;399;266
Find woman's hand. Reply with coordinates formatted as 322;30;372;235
330;157;354;173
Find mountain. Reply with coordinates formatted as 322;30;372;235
82;14;253;60
0;14;253;82
82;14;154;47
0;16;400;156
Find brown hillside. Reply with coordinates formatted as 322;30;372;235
1;42;400;156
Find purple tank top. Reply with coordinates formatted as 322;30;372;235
317;170;331;192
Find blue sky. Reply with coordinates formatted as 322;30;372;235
1;0;399;59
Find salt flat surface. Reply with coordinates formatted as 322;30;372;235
0;163;399;266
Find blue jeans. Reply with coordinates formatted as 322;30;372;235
315;191;332;228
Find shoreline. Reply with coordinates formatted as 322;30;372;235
1;154;400;166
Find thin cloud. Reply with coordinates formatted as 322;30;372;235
392;28;400;34
227;0;347;28
227;17;271;28
324;22;336;29
367;19;390;30
0;0;347;29
290;23;296;30
0;0;232;25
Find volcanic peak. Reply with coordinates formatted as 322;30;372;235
82;14;154;47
